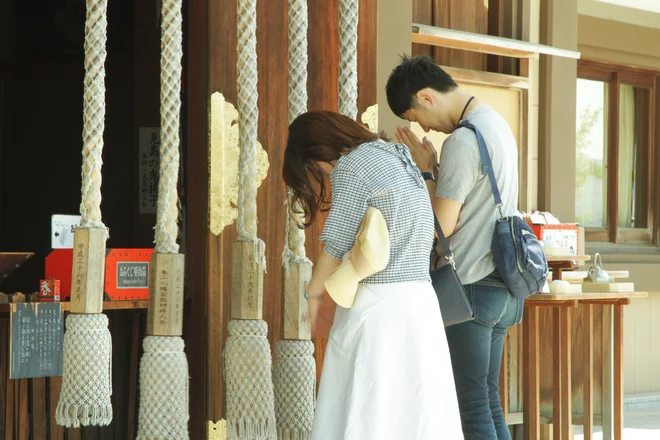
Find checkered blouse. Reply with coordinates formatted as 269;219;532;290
320;141;434;284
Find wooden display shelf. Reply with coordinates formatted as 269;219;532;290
527;291;647;302
546;255;591;281
411;24;581;60
0;300;149;313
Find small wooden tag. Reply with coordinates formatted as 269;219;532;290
283;261;312;340
230;241;264;320
146;253;185;336
70;228;106;314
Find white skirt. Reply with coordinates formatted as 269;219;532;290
311;280;463;440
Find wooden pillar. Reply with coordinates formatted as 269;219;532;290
377;0;412;136
538;0;578;221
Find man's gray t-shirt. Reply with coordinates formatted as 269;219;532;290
434;106;519;285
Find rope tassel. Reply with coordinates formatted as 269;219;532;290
56;314;113;427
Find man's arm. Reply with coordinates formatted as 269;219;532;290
425;179;462;237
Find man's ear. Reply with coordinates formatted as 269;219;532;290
416;88;434;107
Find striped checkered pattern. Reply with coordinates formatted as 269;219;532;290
321;142;434;284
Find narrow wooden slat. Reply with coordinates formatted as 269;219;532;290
49;377;65;440
559;308;572;439
0;318;8;438
4;379;13;439
584;304;594;440
68;427;82;440
126;313;141;439
412;0;433;58
31;378;48;440
613;302;626;440
487;0;504;72
18;379;27;440
608;72;620;242
552;308;561;440
523;305;540;440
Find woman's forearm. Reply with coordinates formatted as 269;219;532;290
307;250;342;297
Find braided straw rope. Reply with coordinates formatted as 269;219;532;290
153;0;183;255
281;0;311;270
56;0;112;427
78;0;109;234
275;4;316;440
136;0;190;438
338;0;358;119
225;0;276;439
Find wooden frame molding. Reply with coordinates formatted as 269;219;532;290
412;23;581;60
577;60;658;245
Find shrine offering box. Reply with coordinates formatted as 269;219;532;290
529;224;580;255
45;249;155;300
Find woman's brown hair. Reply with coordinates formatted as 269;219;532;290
282;110;380;228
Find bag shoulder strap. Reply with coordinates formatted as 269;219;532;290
433;213;456;270
455;120;503;212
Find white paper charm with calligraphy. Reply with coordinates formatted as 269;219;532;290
56;314;112;427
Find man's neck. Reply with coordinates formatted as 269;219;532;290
450;92;479;127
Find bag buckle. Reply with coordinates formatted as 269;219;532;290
496;204;504;220
445;253;457;270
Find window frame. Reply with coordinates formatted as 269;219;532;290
577;60;658;246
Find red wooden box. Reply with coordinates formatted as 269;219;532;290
529;224;580;255
45;248;154;300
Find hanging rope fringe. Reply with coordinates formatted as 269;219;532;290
338;0;358;119
78;0;109;236
273;340;315;440
281;197;312;271
225;320;277;440
154;0;183;255
56;314;113;428
136;337;189;440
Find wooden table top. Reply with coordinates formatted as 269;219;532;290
526;291;648;301
0;300;149;313
545;255;591;263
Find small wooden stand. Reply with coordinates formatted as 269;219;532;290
546;255;591;281
231;240;264;320
70;228;106;314
282;261;312;340
146;253;185;336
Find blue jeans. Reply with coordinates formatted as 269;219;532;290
445;272;524;439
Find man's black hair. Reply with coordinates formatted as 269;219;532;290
386;55;458;118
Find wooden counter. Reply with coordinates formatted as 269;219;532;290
522;291;648;440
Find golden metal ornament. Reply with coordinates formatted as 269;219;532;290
208;92;269;236
361;103;378;133
206;419;227;440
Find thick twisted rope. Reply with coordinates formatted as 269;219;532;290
57;0;112;428
154;0;183;255
236;0;260;243
338;0;358;119
225;320;277;439
274;340;315;440
136;337;189;439
136;0;190;438
56;314;113;427
78;0;108;234
282;0;311;270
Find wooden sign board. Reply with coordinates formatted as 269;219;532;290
9;303;64;379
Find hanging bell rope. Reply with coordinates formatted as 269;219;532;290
338;0;359;119
274;2;316;440
56;0;113;428
224;0;277;438
136;0;189;437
